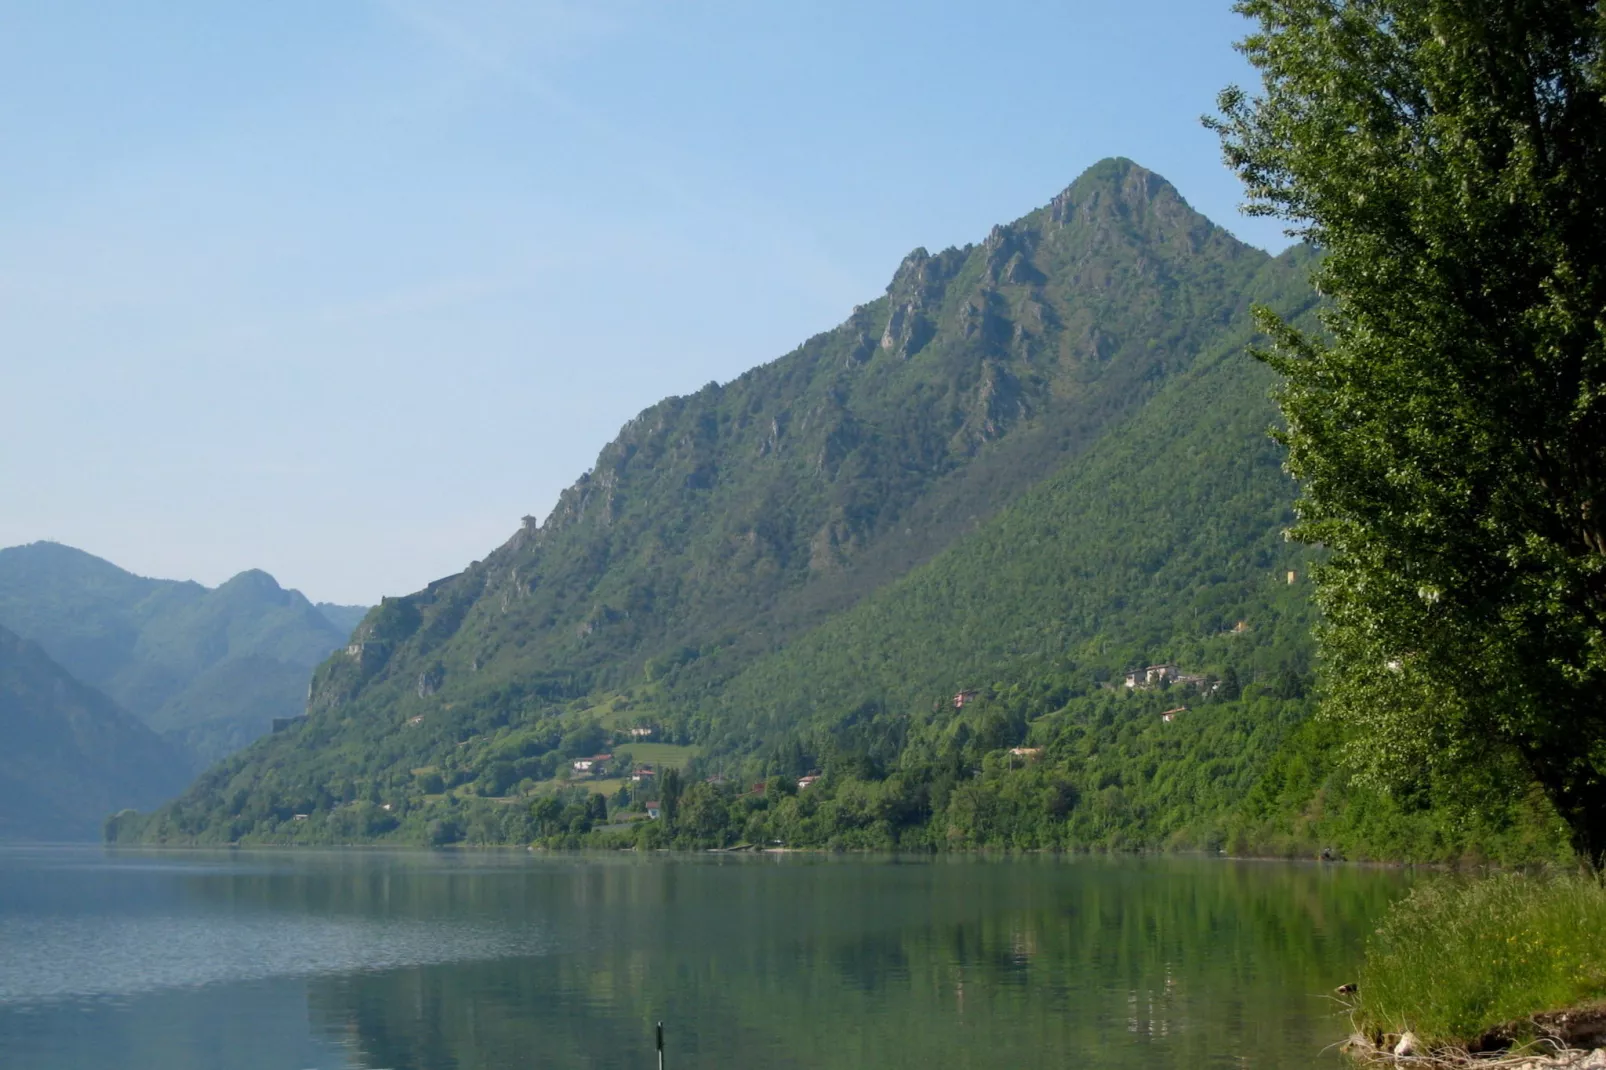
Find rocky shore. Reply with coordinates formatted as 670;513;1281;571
1344;1004;1606;1069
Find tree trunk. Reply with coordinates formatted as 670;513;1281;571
1526;747;1606;874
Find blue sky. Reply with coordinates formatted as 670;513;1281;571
0;1;1288;605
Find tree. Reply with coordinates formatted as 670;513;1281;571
1211;0;1606;865
530;796;564;838
677;783;732;844
660;768;684;828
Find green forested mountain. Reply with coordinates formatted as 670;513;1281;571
308;157;1277;718
0;543;361;766
110;159;1570;860
0;623;190;841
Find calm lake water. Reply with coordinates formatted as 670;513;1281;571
0;847;1409;1069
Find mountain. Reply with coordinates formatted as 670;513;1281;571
316;603;369;636
311;158;1284;716
0;544;363;766
111;159;1567;859
0;623;190;841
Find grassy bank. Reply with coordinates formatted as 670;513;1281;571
1354;872;1606;1051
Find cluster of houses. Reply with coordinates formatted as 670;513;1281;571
571;753;613;775
570;753;660;784
1123;663;1213;692
566;724;660;781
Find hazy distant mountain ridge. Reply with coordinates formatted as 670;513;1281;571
0;543;363;766
0;623;190;841
316;603;369;636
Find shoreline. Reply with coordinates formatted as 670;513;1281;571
91;838;1518;871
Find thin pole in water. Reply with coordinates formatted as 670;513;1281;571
656;1021;664;1070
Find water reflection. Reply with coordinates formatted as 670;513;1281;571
0;849;1407;1069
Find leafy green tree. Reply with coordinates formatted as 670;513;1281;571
678;783;732;844
530;796;564;837
426;817;462;847
1212;0;1606;865
660;768;684;828
477;761;517;797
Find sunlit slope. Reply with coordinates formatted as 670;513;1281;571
684;273;1321;755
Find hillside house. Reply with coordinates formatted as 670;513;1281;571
1008;747;1042;760
631;766;655;783
1125;665;1181;689
797;775;821;790
645;801;662;820
1161;707;1188;723
953;689;980;709
629;726;654;738
572;753;613;774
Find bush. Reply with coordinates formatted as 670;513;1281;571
1357;872;1606;1047
426;818;463;846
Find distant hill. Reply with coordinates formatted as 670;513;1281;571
0;623;190;841
0;543;365;767
316;603;369;637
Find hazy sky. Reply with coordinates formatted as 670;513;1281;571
1;1;1289;606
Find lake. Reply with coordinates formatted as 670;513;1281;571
0;847;1408;1069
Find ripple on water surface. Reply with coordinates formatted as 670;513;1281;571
0;912;550;1004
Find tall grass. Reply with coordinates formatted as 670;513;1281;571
1356;872;1606;1047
